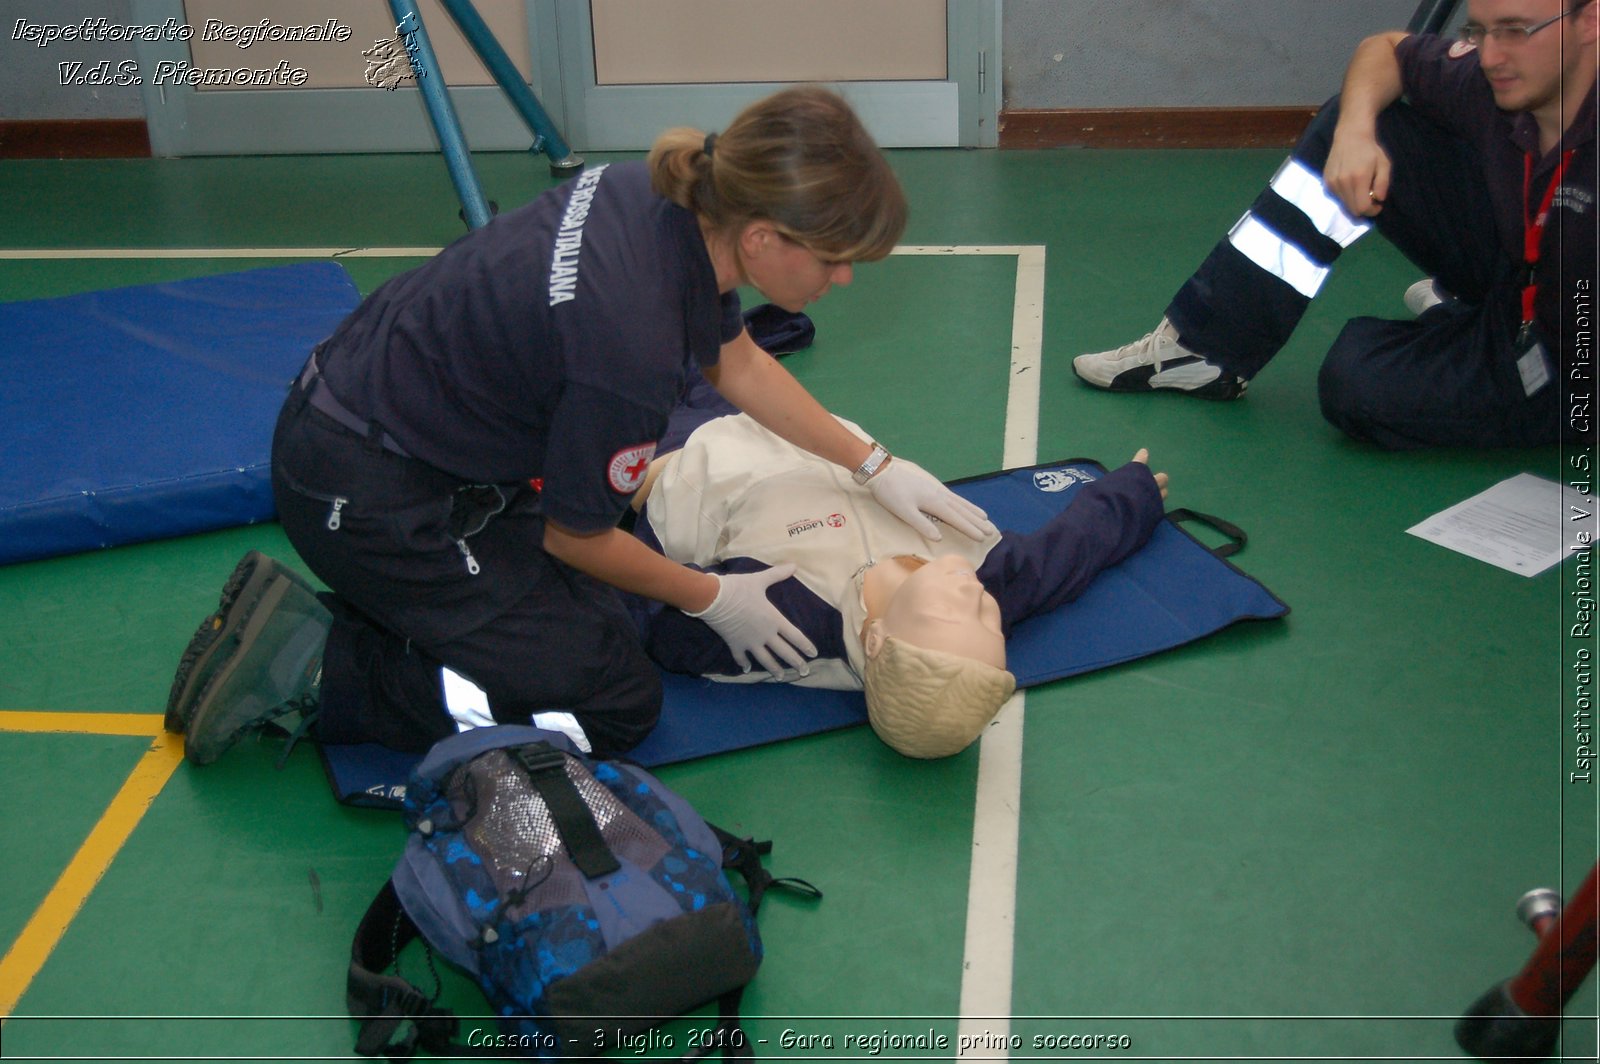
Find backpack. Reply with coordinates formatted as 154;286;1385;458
347;724;817;1061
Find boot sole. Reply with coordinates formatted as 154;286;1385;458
184;576;297;766
164;552;273;733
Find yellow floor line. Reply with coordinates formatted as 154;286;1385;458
0;730;184;1018
0;711;164;736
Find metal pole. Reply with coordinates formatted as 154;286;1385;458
437;0;584;177
386;0;494;229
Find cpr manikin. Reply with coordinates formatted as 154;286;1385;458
628;410;1169;759
858;554;1015;759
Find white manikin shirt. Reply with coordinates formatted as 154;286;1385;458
643;413;1002;690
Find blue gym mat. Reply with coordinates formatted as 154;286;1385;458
320;460;1289;808
0;263;361;566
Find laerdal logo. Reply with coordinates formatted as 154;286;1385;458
1033;468;1095;493
787;518;825;537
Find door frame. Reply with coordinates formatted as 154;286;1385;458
131;0;996;155
548;0;999;149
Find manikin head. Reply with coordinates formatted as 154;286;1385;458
861;555;1016;759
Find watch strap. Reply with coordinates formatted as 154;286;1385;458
852;442;891;485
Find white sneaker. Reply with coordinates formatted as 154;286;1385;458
1072;318;1246;400
1404;278;1445;316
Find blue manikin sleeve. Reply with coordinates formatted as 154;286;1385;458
977;461;1167;635
628;554;851;679
623;504;852;677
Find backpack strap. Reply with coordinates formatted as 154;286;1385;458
348;879;463;1061
710;826;823;915
511;742;622;879
682;987;753;1063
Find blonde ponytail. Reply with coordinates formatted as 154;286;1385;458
647;85;906;263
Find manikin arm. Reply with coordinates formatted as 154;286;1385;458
975;460;1168;631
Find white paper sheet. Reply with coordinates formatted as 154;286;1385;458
1407;473;1595;577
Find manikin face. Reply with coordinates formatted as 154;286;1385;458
738;224;854;313
878;555;1006;669
1467;0;1592;117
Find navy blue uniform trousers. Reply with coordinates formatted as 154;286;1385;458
1168;97;1557;449
271;376;661;756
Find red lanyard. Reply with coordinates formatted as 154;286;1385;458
1521;149;1574;328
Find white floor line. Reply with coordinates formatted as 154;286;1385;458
956;245;1045;1058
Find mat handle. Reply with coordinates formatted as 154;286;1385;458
1167;508;1247;558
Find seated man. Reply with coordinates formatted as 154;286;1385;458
1071;2;1597;449
624;403;1168;758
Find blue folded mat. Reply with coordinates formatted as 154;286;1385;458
0;262;361;565
320;459;1288;808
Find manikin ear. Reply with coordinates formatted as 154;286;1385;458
862;618;889;660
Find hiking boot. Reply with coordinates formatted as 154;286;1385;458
179;559;332;765
1404;278;1446;316
167;551;309;733
1072;318;1247;400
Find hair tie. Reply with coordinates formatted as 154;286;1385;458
702;132;718;159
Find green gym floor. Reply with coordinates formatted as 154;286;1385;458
1;145;1595;1063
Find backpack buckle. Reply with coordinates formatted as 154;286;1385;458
510;742;566;777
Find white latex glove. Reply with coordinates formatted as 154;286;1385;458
686;565;817;676
866;460;995;542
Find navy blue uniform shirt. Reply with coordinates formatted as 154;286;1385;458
1397;34;1597;375
317;161;744;533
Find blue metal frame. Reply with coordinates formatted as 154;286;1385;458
439;0;582;172
386;0;582;229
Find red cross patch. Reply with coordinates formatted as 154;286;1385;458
607;443;656;493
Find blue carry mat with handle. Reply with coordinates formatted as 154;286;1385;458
319;459;1288;809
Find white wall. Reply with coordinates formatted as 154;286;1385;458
1004;0;1424;109
3;0;144;119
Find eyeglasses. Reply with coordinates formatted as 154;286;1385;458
1459;5;1584;46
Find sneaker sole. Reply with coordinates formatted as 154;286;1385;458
184;576;298;766
1089;364;1248;401
164;552;273;733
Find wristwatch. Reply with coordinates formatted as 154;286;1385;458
851;442;891;485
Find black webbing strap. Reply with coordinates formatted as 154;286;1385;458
511;743;621;879
679;988;753;1063
1167;508;1247;559
710;825;823;916
348;879;462;1061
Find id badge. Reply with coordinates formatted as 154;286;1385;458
1515;323;1552;397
